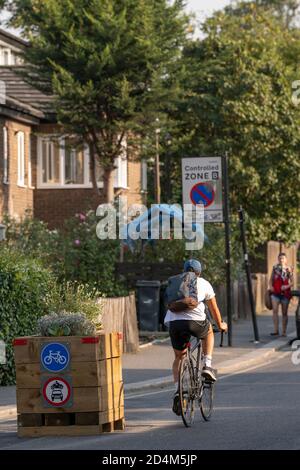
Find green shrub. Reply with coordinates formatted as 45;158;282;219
37;312;97;337
125;224;243;286
53;211;128;297
3;211;128;297
3;211;60;264
46;281;103;325
0;249;56;385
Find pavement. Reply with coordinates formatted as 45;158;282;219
122;311;297;392
0;310;297;422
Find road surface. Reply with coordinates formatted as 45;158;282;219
1;348;299;450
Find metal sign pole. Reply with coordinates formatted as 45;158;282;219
238;207;260;343
223;153;232;346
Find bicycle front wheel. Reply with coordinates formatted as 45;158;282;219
199;381;214;421
179;356;195;427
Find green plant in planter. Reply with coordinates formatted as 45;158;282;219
46;281;103;322
37;312;98;337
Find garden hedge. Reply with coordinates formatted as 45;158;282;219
0;249;55;385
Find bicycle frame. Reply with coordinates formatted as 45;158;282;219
178;333;220;426
186;338;203;399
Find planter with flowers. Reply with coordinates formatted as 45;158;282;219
14;312;124;437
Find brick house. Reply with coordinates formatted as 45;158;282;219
0;29;147;228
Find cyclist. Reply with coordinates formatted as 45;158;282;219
164;259;228;414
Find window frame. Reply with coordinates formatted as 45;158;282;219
141;159;147;192
37;136;128;189
1;48;11;66
28;133;34;189
3;126;8;184
17;131;25;187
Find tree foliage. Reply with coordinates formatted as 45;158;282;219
162;1;300;248
7;0;189;201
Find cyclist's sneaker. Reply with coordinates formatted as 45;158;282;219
172;392;181;416
202;366;217;382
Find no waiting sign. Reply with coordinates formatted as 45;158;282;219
182;157;223;222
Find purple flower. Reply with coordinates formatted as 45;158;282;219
74;239;81;246
79;213;86;222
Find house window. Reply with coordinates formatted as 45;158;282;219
93;154;127;188
17;131;25;186
41;139;60;184
64;140;84;185
114;154;128;188
3;127;8;184
0;48;11;65
37;136;127;188
95;159;104;184
141;160;147;192
28;134;33;188
114;137;127;188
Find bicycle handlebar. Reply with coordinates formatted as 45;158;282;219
291;290;300;297
220;331;224;347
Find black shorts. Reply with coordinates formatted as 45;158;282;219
169;319;211;351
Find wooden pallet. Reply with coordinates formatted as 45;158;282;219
14;333;125;437
18;417;125;437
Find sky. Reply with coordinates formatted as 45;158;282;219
186;0;233;19
1;1;235;35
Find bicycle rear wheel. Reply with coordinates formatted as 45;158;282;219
179;356;195;427
199;381;214;421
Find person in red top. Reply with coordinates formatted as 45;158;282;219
269;253;293;337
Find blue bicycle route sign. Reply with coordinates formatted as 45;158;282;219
40;342;70;372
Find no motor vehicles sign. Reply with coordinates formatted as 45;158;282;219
42;376;73;408
182;157;223;222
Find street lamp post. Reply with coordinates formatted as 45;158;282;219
164;133;172;202
155;126;161;204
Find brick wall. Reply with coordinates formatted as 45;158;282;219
34;187;143;229
0;118;34;220
33;123;143;228
0;120;143;226
0;118;5;216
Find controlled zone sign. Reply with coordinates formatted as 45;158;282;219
42;376;73;408
182;157;223;222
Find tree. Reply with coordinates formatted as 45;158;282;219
254;0;300;27
7;0;188;202
164;2;300;248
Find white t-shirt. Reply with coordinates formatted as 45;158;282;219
164;277;215;324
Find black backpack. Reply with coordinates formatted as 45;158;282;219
165;272;199;312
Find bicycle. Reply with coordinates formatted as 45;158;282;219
178;332;224;427
44;351;67;366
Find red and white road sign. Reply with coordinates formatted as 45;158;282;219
182;156;223;222
42;376;71;407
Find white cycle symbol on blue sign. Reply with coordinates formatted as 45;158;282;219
41;343;69;372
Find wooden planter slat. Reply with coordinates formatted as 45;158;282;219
98;406;125;425
16;357;122;388
16;381;124;413
18;407;125;428
14;333;125;437
18;418;125;437
14;333;120;365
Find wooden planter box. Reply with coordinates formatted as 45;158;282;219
13;333;124;437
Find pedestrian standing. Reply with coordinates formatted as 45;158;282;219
269;253;293;337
